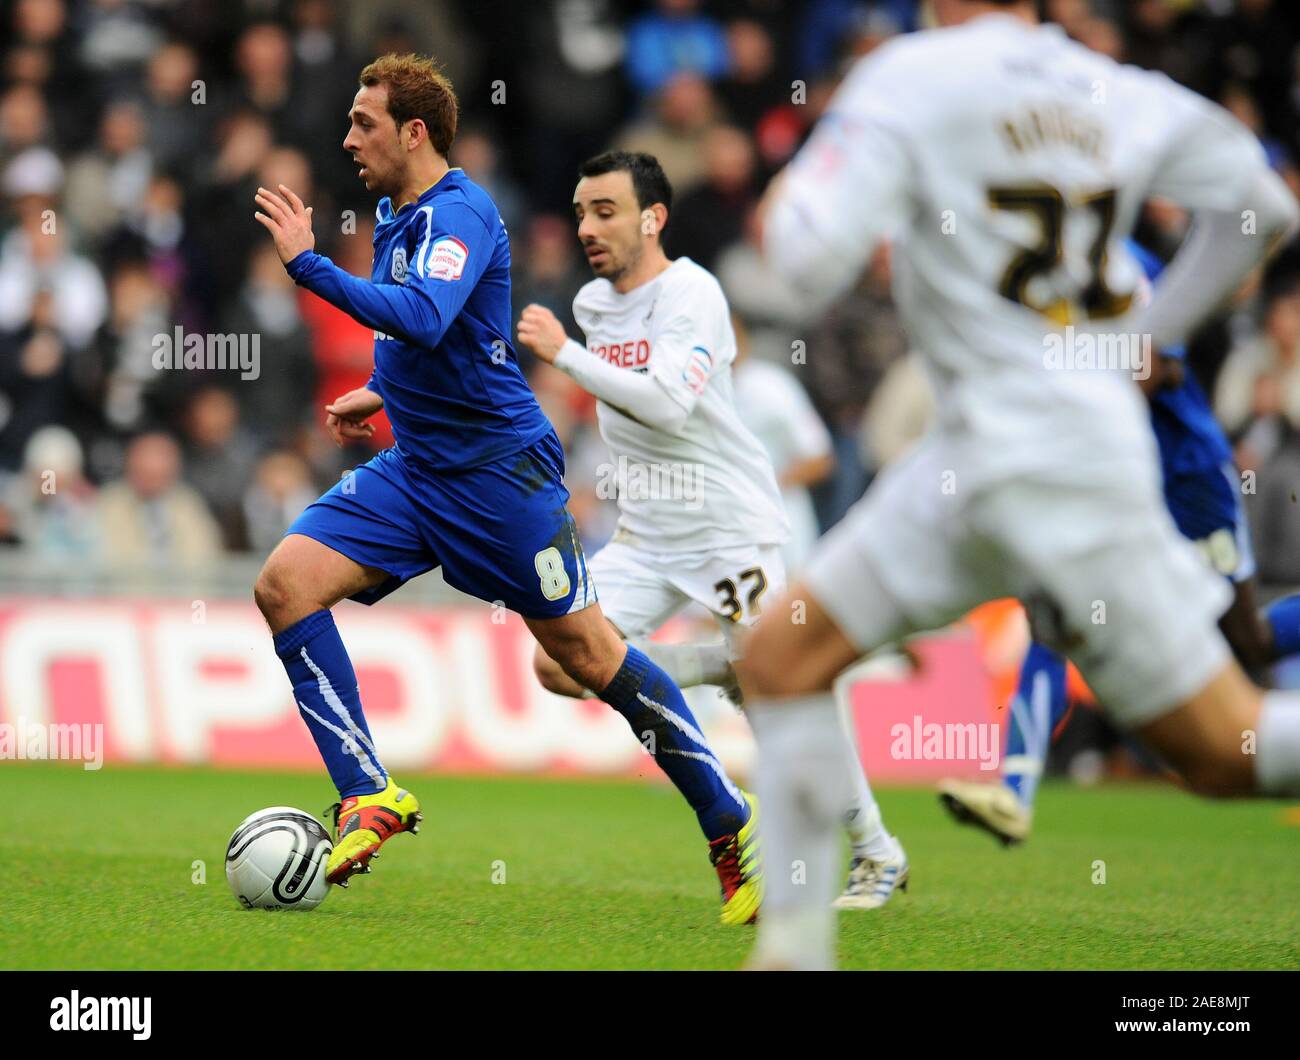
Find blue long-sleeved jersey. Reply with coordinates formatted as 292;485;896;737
286;169;551;470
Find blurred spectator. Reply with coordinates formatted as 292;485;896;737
511;214;589;369
615;73;720;196
625;0;730;97
9;0;88;147
509;0;627;211
798;0;912;80
0;288;79;471
63;99;154;245
0;148;108;349
453;128;528;238
1073;15;1124;61
189;109;273;315
717;205;809;364
1221;81;1300;201
804;242;909;526
1251;431;1300;585
667;124;756;271
106;173;194;303
95;431;221;568
0;489;19;548
222;242;317;451
0;81;51;161
716;19;785;130
78;0;165;88
242;449;317;553
93;259;172;437
861;348;934;469
750;72;837;171
181;386;260;551
6;424;98;560
1215;280;1300;465
141;41;206;179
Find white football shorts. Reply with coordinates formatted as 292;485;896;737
803;432;1233;728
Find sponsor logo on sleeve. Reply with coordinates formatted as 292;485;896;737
684;346;712;395
425;236;469;281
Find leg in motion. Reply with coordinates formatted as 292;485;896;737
939;640;1068;846
734;584;872;969
254;533;422;886
528;604;763;925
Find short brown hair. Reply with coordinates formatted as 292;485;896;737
359;53;458;156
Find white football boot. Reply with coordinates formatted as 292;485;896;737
938;779;1031;846
833;836;909;910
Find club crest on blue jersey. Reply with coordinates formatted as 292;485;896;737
391;246;408;284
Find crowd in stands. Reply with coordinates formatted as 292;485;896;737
2;0;1299;586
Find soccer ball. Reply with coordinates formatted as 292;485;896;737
225;806;333;910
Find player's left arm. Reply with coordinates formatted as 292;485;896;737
761;57;913;309
256;186;492;348
517;300;717;435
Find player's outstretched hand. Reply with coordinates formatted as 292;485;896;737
516;304;567;364
254;183;316;264
324;387;383;448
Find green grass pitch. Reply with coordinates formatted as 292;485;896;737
3;764;1297;970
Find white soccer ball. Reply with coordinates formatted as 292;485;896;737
225;806;333;910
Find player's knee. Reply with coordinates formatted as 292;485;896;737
533;646;575;696
253;561;297;624
558;647;606;692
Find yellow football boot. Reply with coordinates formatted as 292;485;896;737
323;778;422;886
711;792;763;926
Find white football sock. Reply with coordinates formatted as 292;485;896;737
747;692;853;971
631;639;733;689
1256;692;1300;795
836;684;895;861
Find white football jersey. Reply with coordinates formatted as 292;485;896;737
572;257;790;551
770;12;1270;491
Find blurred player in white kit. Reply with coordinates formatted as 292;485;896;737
517;150;909;920
737;0;1300;969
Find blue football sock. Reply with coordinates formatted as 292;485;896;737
1265;594;1300;659
273;609;387;799
1002;641;1069;809
598;644;748;842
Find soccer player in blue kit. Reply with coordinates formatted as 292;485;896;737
251;55;760;913
941;238;1300;844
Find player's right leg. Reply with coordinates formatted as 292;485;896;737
428;430;763;924
254;449;436;886
736;439;974;967
527;599;764;925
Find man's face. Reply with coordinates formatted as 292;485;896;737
573;170;649;283
343;84;405;196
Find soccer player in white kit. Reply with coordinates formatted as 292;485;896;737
517;150;909;922
735;0;1300;969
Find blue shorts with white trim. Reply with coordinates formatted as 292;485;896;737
287;429;594;618
1163;460;1256;584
